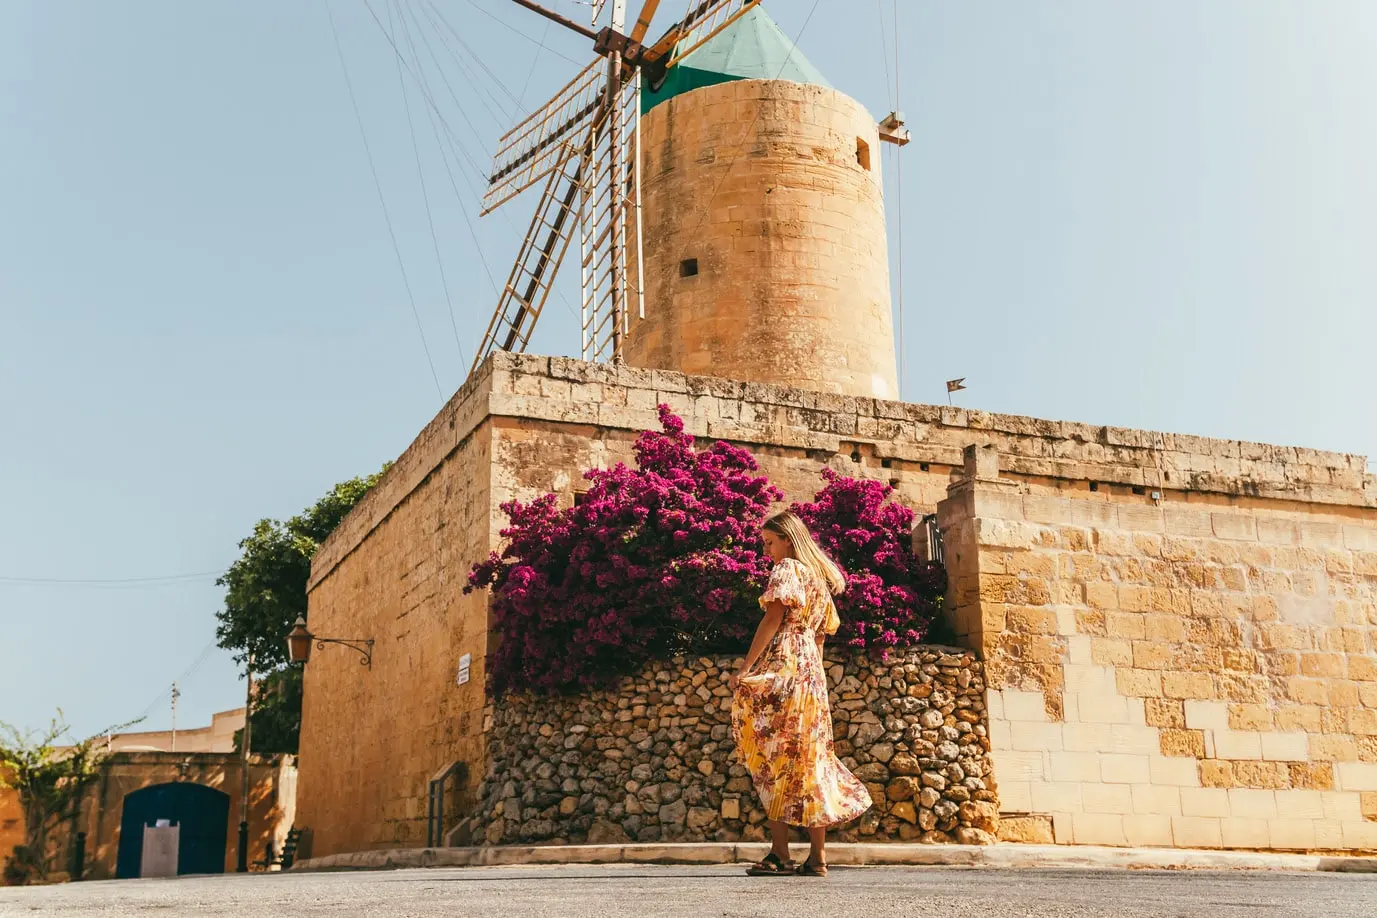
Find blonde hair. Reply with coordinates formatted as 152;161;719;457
763;510;846;635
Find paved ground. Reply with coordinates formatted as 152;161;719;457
1;864;1374;917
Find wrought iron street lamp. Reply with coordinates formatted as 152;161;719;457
286;617;374;669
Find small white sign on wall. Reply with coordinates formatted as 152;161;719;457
457;653;471;686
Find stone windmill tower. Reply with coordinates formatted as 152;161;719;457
630;6;905;399
474;1;910;400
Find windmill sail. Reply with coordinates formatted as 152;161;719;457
471;137;592;374
471;0;772;377
580;70;642;363
642;0;761;71
481;59;604;215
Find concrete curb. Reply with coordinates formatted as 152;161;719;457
293;842;1377;874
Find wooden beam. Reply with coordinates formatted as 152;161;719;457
508;0;599;42
629;0;662;43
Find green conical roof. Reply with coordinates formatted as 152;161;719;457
641;6;831;115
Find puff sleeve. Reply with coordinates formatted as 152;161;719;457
760;558;807;610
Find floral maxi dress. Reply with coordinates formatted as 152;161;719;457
731;558;873;827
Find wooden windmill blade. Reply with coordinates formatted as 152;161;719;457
470;133;593;375
574;0;763;362
642;0;761;71
628;0;662;42
482;0;760;218
590;0;663;42
471;0;766;378
481;59;604;215
579;67;641;363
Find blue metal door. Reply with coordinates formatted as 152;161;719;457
115;782;230;878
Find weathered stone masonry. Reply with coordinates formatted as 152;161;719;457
468;649;993;847
300;352;1376;857
941;445;1377;852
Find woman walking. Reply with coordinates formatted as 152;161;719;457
729;510;872;878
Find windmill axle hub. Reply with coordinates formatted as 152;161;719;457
593;27;643;63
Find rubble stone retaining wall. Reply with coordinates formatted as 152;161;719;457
468;648;996;846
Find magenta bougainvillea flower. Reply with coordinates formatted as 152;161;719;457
467;408;945;694
467;406;781;694
791;469;946;652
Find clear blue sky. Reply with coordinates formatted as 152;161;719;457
2;1;1374;740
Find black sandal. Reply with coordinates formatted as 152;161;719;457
796;857;828;878
745;851;796;876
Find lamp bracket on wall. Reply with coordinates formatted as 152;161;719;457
315;638;374;668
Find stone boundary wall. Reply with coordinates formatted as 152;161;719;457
940;446;1377;852
311;352;1374;591
464;648;995;847
300;352;1375;856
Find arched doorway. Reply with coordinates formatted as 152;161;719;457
115;782;230;878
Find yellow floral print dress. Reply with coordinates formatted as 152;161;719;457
731;558;873;827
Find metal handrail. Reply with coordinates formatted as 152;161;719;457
426;761;469;848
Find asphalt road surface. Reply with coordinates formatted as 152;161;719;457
1;864;1373;917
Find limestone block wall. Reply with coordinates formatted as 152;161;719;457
469;649;993;847
302;353;1374;856
940;446;1377;852
629;80;899;400
0;771;22;872
299;370;499;858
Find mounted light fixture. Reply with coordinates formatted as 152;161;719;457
286;617;374;669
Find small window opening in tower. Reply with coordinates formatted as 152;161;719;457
573;491;588;507
856;137;871;171
680;258;699;278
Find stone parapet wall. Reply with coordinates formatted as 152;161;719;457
313;352;1374;589
485;355;1374;508
467;648;995;847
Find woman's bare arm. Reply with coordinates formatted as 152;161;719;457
731;600;785;687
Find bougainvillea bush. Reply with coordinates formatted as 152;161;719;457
467;406;782;695
792;469;946;652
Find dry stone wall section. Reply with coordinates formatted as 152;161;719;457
469;648;996;846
